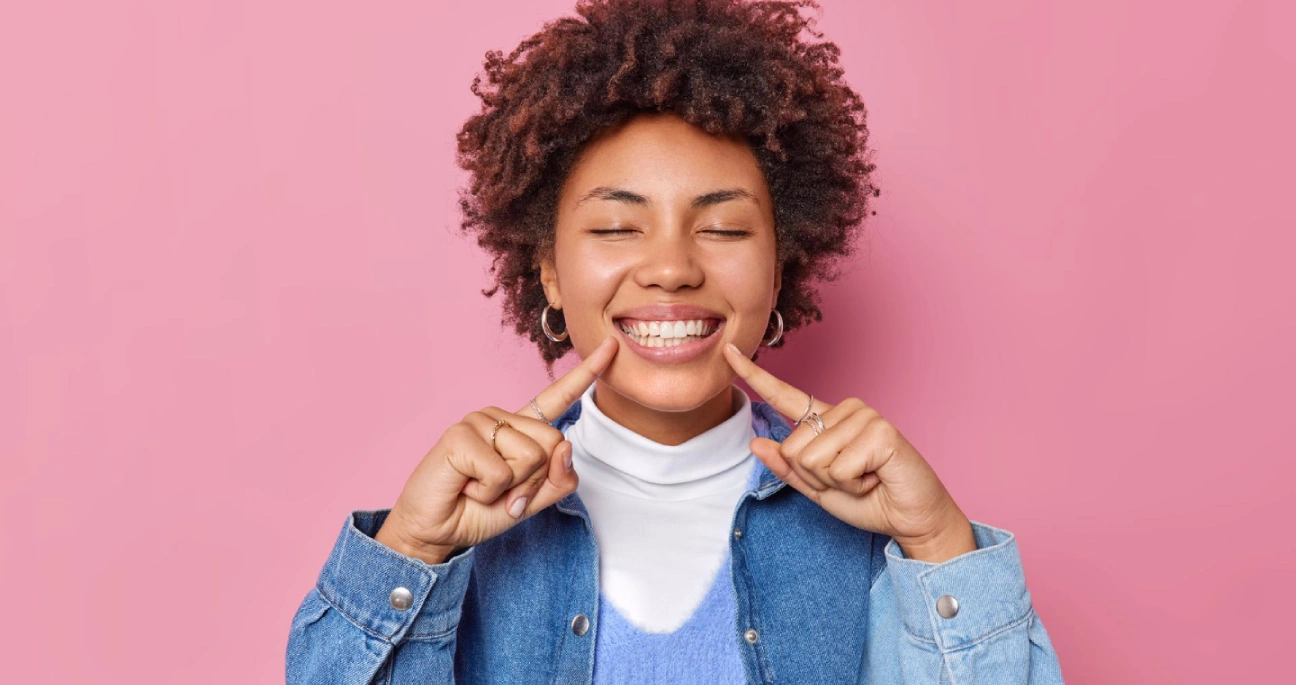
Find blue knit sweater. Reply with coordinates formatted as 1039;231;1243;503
592;551;745;683
589;457;766;683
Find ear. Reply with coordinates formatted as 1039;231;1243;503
539;253;561;308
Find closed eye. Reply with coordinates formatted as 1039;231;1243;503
702;229;750;237
588;227;750;237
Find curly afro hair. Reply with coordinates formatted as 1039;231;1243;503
456;0;879;369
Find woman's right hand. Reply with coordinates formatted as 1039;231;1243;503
374;337;618;564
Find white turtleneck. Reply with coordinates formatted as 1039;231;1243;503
563;383;759;634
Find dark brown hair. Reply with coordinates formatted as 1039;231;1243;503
456;0;878;368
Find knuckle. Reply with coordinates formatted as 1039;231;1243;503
840;397;867;413
446;422;474;443
518;418;559;448
827;460;855;482
523;441;547;468
868;418;898;441
480;460;510;489
539;426;564;449
491;458;515;482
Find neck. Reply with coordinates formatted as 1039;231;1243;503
591;379;738;446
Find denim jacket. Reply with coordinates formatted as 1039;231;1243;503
288;399;1065;684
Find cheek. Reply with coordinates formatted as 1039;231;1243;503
555;247;627;329
712;253;778;319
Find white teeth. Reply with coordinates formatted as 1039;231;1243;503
617;318;719;347
641;320;715;338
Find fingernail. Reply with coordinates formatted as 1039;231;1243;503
726;343;739;354
563;443;574;471
508;496;529;519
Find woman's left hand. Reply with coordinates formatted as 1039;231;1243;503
724;344;977;563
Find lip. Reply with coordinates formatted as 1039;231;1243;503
613;304;725;322
612;304;726;365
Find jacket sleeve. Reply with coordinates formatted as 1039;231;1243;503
286;510;475;684
860;520;1065;684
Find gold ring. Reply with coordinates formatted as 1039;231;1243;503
528;397;549;423
794;393;815;425
805;412;826;436
489;419;512;451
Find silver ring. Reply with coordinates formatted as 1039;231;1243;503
794;393;815;425
489;419;511;451
528;397;549;423
805;412;826;436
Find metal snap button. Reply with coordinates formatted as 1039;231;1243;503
571;614;590;636
733;528;743;539
744;628;759;644
936;594;959;619
389;587;414;611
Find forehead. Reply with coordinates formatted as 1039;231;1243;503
560;113;770;207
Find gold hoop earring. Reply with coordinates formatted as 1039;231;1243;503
761;309;784;347
541;303;569;342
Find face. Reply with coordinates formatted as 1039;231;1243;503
540;113;781;413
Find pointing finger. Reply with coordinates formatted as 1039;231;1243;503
518;336;618;423
723;343;832;422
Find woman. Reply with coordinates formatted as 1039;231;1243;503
288;1;1065;682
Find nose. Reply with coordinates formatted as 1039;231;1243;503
632;230;705;292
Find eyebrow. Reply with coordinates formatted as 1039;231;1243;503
575;186;757;209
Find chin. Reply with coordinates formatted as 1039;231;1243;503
599;360;731;413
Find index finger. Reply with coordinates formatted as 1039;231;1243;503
516;336;619;422
723;342;833;421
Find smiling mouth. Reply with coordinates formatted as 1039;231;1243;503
615;318;722;348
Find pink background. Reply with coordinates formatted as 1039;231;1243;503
2;1;1292;682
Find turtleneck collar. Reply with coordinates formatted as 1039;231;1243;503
565;383;757;501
